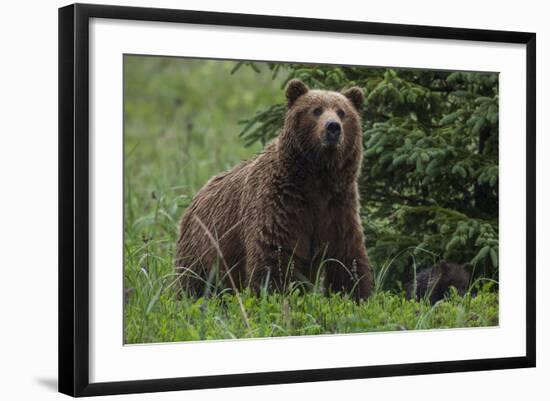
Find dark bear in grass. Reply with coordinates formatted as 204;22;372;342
175;79;373;300
406;261;470;304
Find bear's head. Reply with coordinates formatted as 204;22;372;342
280;79;364;173
437;261;471;297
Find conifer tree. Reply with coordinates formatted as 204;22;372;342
236;63;499;289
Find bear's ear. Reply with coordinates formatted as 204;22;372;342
285;79;309;106
343;86;364;111
438;260;451;274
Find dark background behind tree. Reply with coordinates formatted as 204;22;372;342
237;63;499;291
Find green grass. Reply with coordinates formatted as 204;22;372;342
123;56;498;344
125;286;498;343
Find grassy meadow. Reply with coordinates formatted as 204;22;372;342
123;56;498;344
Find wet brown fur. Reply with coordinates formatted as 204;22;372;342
405;261;470;304
175;79;373;299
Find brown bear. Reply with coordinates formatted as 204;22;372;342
405;261;470;304
175;79;373;300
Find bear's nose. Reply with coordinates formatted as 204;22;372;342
325;120;341;143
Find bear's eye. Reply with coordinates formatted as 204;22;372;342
312;107;323;117
337;109;346;119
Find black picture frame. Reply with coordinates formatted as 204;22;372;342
58;3;536;397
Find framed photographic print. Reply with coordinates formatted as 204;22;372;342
58;3;536;397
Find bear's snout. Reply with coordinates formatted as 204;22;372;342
324;120;342;145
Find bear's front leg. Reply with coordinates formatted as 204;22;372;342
323;201;374;301
324;256;372;300
246;249;283;293
245;239;306;294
